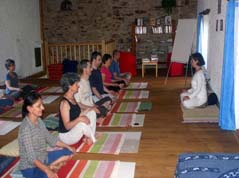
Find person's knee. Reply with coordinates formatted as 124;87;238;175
182;100;193;109
86;110;96;120
180;93;185;102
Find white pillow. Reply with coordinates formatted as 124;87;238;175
0;139;19;157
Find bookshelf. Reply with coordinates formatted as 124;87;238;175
132;19;176;69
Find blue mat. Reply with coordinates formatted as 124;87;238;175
0;155;16;176
175;153;239;178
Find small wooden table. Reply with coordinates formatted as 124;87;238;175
142;61;158;78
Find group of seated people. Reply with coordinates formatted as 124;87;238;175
2;50;131;177
2;49;214;177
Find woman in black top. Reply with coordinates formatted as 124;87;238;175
58;73;96;145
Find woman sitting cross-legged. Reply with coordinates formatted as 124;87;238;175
101;54;125;93
18;91;75;178
180;52;207;109
0;90;14;113
5;59;36;100
59;72;96;145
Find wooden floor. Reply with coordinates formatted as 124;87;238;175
1;71;239;178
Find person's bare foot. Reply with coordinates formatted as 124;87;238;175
103;102;111;110
83;137;93;145
50;163;62;173
49;155;72;172
95;132;101;140
96;117;105;126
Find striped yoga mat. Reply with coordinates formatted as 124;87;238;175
0;120;21;135
0;104;22;118
58;160;118;178
76;132;141;154
5;158;136;178
126;82;148;89
40;86;63;94
76;132;125;154
112;102;140;113
9;160;118;178
101;113;145;127
119;90;149;99
112;102;152;113
58;160;136;178
41;95;60;104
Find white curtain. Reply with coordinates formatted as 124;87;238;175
200;16;209;68
234;0;239;129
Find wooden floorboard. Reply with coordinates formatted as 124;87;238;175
1;72;239;178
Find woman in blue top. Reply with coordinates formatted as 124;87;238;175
109;50;131;85
5;59;36;99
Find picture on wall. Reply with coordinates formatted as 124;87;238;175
165;16;172;25
156;18;161;25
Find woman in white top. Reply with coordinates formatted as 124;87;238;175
58;73;96;145
180;53;207;109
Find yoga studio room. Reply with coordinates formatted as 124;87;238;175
0;0;239;178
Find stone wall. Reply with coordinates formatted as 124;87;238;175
43;0;197;58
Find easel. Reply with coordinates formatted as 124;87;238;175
164;57;192;87
164;19;196;87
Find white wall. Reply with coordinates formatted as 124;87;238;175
0;0;42;83
197;0;227;100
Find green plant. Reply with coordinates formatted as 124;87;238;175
161;0;176;14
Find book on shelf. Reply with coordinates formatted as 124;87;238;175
142;58;150;62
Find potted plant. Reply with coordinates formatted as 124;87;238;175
161;0;176;14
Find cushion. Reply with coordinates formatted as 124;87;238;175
0;155;16;176
138;102;152;111
0;132;60;157
0;139;19;157
181;105;219;118
44;115;59;130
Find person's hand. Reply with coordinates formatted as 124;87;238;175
109;90;117;96
93;107;100;114
18;88;23;92
45;168;58;178
119;83;124;89
183;96;190;101
125;79;130;85
78;115;90;125
67;146;76;155
80;108;90;116
181;89;187;93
